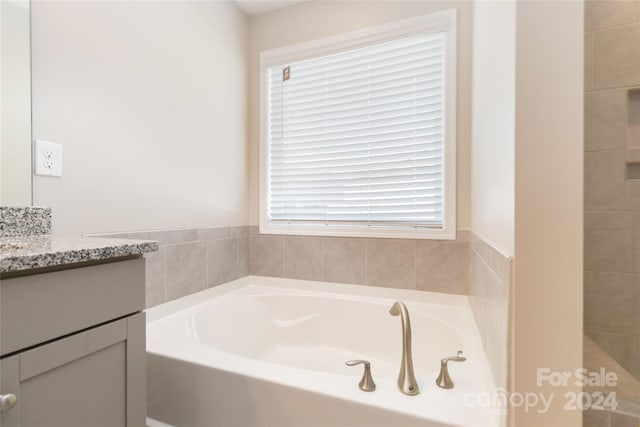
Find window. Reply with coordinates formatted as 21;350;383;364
260;11;456;239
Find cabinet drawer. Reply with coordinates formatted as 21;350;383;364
0;258;144;356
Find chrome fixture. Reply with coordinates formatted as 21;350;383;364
435;351;467;389
389;301;419;396
345;360;376;392
0;394;17;413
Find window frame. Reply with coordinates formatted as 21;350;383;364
259;9;457;240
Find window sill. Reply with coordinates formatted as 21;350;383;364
259;223;456;240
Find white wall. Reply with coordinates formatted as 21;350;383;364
31;0;249;235
512;1;583;425
1;0;32;207
471;2;583;425
247;0;474;229
470;0;515;256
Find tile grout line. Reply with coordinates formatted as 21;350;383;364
413;240;418;290
321;237;325;282
161;244;168;306
588;18;594;93
206;239;211;289
586;20;640;34
585;86;640;96
470;237;509;287
233;231;238;280
364;239;368;285
248;231;253;276
236;231;240;280
234;229;240;280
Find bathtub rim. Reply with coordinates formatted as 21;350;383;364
146;275;474;323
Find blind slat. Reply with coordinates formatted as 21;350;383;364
271;178;443;191
271;164;442;182
272;148;442;168
270;47;443;87
273;180;443;189
288;33;443;72
271;106;442;135
272;111;443;136
270;215;442;220
270;98;443;126
270;134;443;155
270;61;443;98
271;83;442;112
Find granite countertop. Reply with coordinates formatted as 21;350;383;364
0;235;158;274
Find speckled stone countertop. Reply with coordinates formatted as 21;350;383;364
0;235;158;274
0;207;52;237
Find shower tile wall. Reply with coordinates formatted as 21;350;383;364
584;0;640;381
248;226;470;294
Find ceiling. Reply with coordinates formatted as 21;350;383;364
234;0;309;16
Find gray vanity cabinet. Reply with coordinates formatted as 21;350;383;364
0;314;145;427
0;258;147;427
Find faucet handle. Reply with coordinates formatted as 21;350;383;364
345;360;376;392
444;350;467;363
436;351;467;389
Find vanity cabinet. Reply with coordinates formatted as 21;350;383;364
0;258;147;427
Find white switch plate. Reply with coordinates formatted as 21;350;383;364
34;140;62;177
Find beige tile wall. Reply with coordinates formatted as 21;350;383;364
584;0;640;388
468;233;512;391
90;226;249;308
93;225;470;308
248;226;470;294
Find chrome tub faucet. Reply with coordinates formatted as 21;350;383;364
389;301;419;396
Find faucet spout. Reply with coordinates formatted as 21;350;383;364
389;301;419;395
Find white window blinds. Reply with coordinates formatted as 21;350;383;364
266;31;447;229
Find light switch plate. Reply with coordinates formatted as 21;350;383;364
34;140;62;177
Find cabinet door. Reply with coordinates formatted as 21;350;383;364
0;313;145;427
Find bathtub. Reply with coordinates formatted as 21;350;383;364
146;276;500;427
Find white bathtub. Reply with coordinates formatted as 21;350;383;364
147;276;500;427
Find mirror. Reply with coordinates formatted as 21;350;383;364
1;0;32;206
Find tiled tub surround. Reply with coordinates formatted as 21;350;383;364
248;226;470;294
468;233;512;394
103;225;513;396
584;2;640;425
0;207;52;237
90;226;250;308
97;225;470;308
